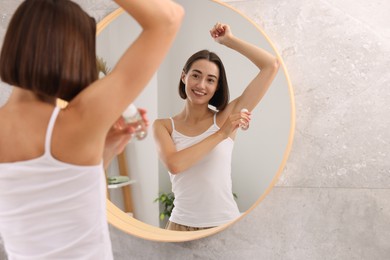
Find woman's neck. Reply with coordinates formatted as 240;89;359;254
180;103;214;123
7;87;56;106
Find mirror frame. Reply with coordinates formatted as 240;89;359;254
102;1;296;242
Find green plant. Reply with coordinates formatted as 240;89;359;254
154;192;175;221
154;191;238;221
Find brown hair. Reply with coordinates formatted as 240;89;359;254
179;49;229;111
0;0;97;102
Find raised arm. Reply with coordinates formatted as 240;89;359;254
69;0;184;135
210;23;279;115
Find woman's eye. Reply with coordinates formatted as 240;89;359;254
192;74;199;79
208;79;215;83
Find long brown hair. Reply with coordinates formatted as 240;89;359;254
0;0;97;102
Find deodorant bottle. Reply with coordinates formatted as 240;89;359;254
122;104;147;140
240;108;249;130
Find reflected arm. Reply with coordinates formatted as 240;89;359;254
153;113;248;174
211;24;280;115
153;119;225;174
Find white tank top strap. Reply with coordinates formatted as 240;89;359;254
169;117;175;131
44;106;61;154
213;112;217;127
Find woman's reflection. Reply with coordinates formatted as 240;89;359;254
153;23;280;231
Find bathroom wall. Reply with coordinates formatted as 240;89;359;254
1;0;389;259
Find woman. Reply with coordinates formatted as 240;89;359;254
153;23;279;231
0;0;183;258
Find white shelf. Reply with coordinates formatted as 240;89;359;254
107;179;136;189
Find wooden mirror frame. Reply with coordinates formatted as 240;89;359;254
102;1;295;242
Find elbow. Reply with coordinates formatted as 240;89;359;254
260;57;280;74
271;57;280;72
165;160;182;175
263;57;280;76
166;164;181;175
168;168;181;175
172;4;185;25
144;3;185;34
161;4;185;33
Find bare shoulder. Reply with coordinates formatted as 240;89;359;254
153;118;173;134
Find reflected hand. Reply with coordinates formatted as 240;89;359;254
103;108;149;169
137;108;150;128
209;22;233;45
218;110;251;138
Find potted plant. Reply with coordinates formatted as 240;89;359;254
154;192;175;221
154;192;238;221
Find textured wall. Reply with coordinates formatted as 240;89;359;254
1;0;389;259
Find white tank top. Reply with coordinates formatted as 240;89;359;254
168;113;240;228
0;107;113;260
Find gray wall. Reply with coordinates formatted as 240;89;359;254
1;0;389;259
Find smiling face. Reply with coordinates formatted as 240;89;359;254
181;59;220;106
178;50;229;111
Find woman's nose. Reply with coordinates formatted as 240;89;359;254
198;78;207;88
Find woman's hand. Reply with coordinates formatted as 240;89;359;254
209;22;233;45
103;108;149;169
218;110;251;139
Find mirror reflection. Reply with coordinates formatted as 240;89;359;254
153;21;280;232
97;0;292;230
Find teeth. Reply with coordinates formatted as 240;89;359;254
193;90;206;95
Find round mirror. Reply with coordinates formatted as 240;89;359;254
97;0;295;241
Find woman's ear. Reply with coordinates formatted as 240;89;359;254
181;71;186;84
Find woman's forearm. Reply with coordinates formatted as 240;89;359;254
165;111;247;174
166;132;226;174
